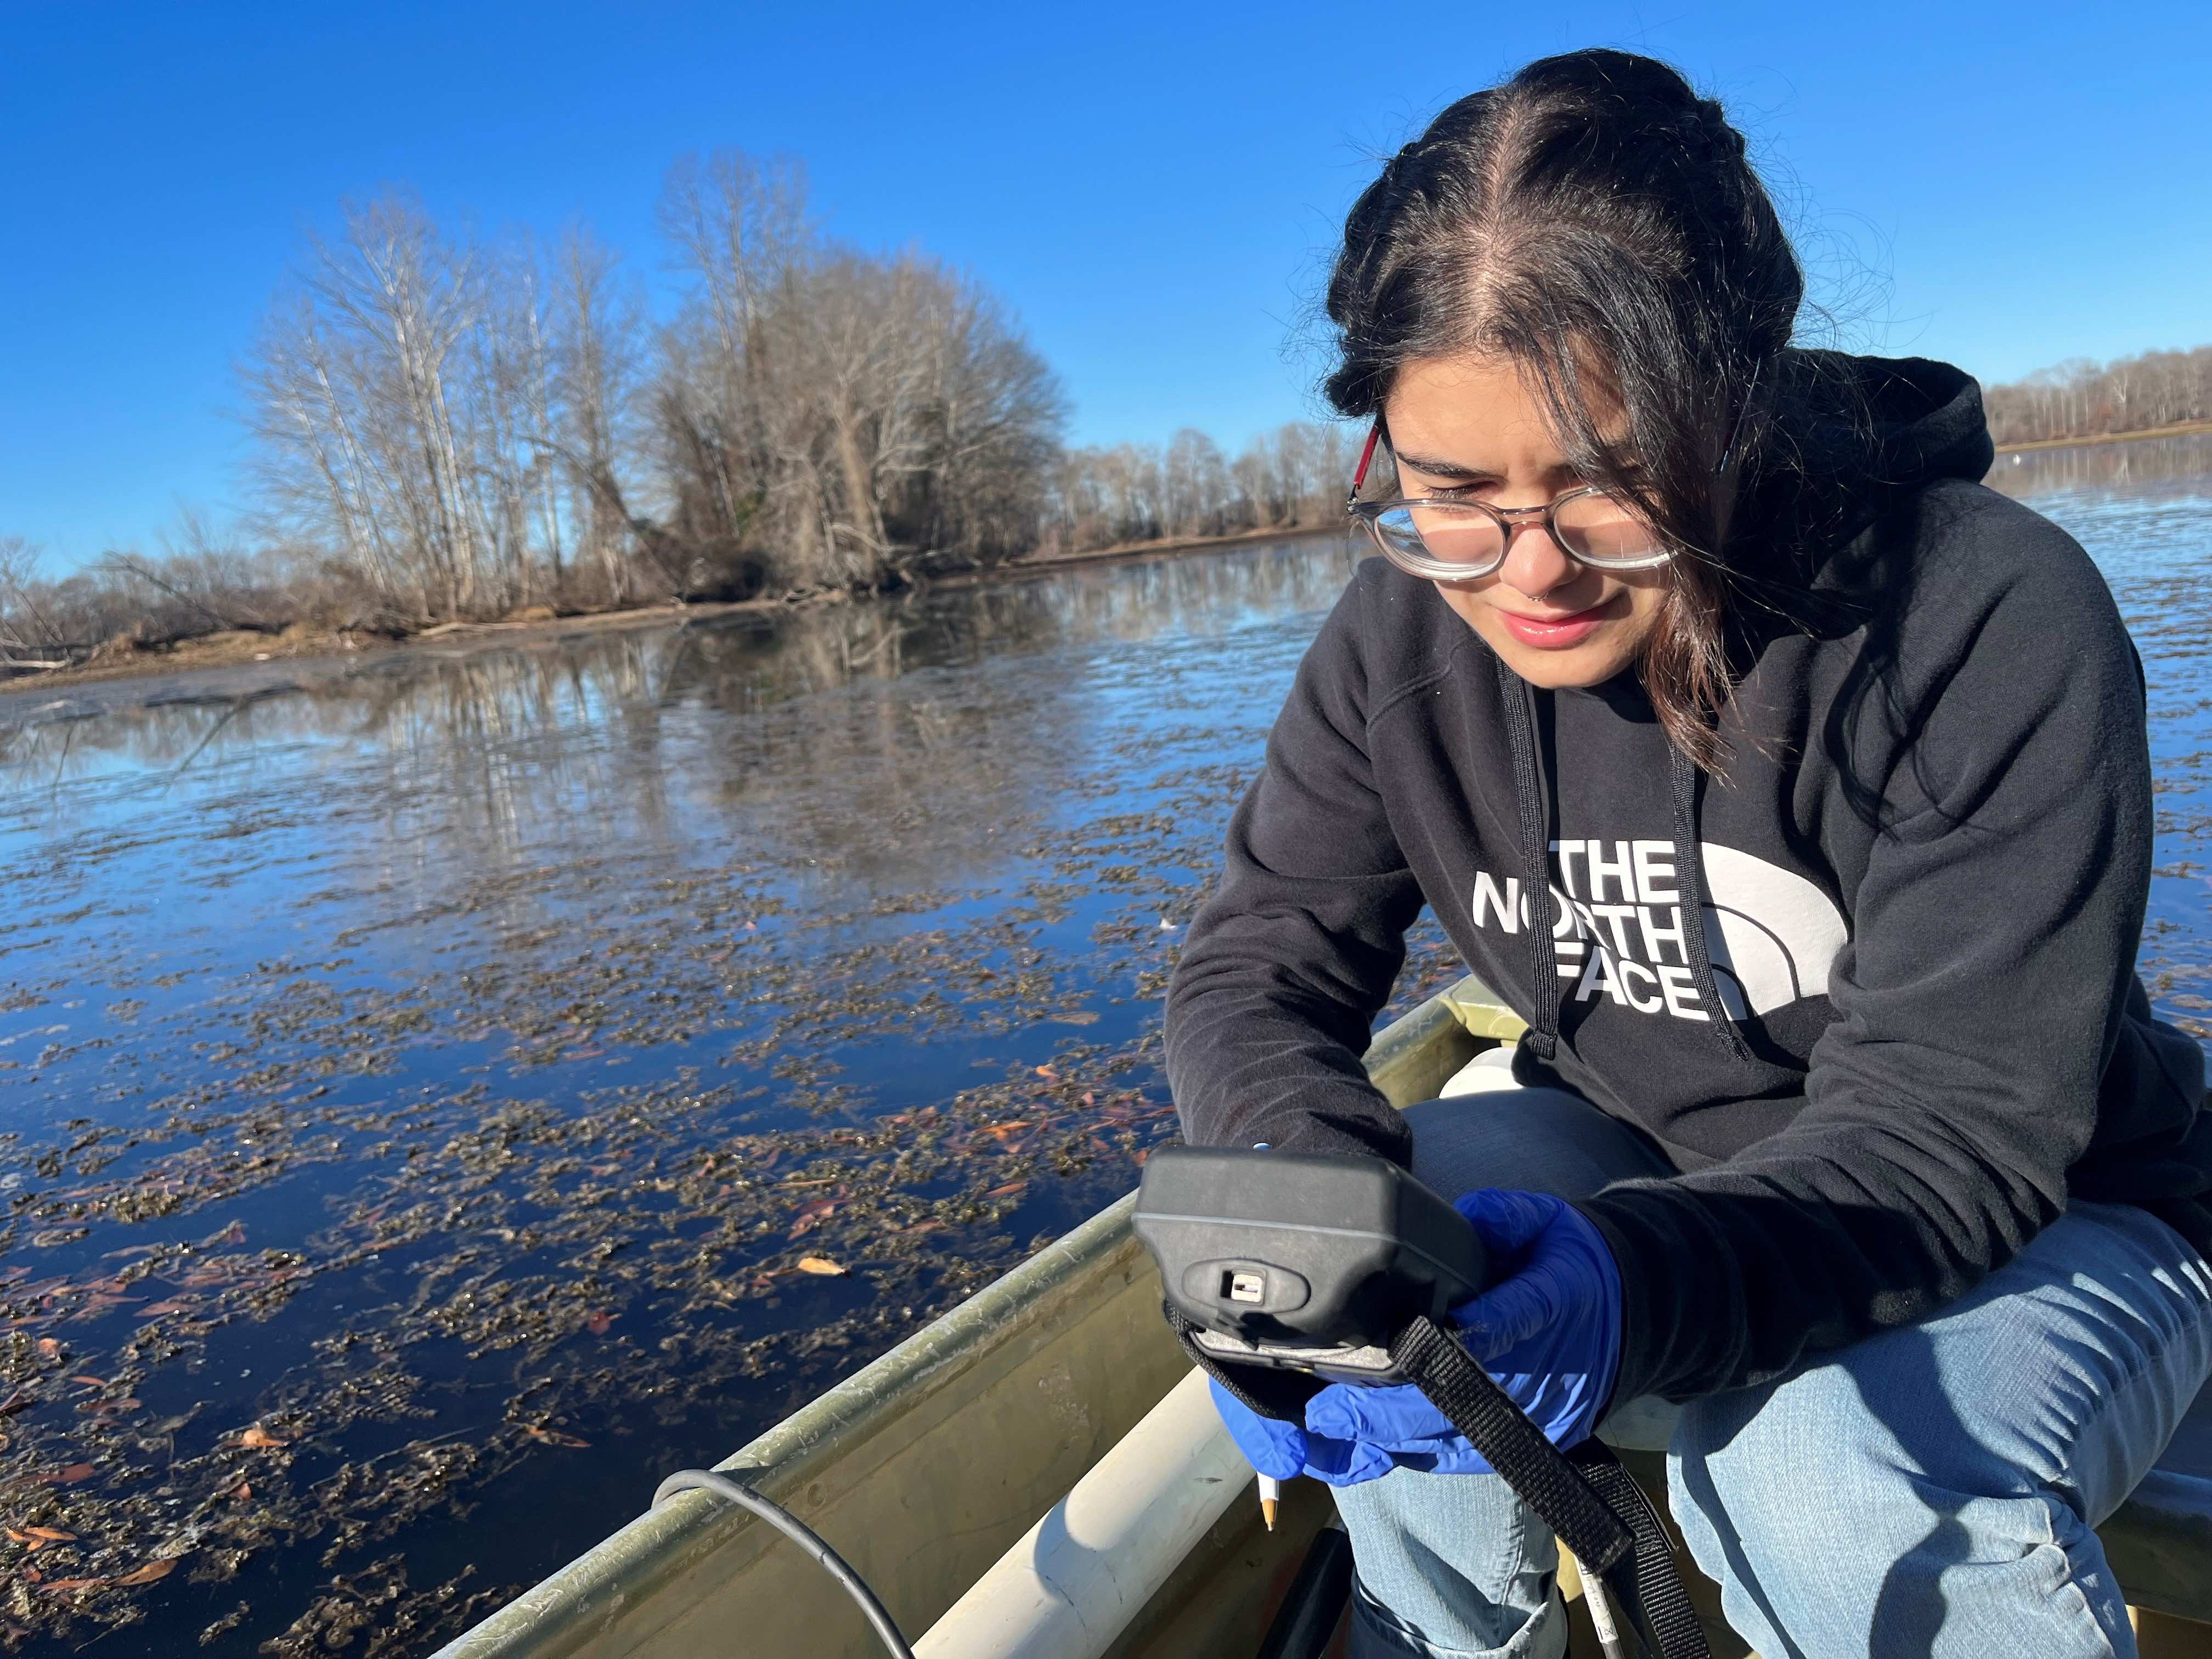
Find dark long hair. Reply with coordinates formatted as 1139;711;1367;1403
1324;49;1803;770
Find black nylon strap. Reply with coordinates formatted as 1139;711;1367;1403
1567;1441;1712;1659
1391;1317;1708;1659
1387;1317;1634;1574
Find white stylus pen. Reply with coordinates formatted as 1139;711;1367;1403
1258;1472;1280;1532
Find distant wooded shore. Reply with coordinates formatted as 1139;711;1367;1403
1994;417;2212;454
0;521;1347;699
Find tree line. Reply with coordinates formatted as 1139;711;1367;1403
1983;345;2212;447
1;154;1352;669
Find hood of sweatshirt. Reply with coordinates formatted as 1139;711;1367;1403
1744;349;1997;585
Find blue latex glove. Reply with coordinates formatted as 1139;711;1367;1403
1209;1188;1624;1487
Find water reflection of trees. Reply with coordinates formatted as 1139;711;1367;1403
1987;433;2212;503
0;534;1363;893
1;535;1357;777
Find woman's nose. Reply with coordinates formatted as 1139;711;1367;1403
1497;519;1577;602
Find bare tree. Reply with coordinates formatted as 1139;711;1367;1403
654;151;811;563
652;152;1065;592
241;194;489;618
0;535;66;664
1162;428;1229;537
548;227;648;605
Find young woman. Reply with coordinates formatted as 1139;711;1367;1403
1165;49;2212;1659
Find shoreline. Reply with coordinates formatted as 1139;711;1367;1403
1993;419;2212;455
0;522;1346;707
935;518;1341;585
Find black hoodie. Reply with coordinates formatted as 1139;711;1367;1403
1164;351;2212;1407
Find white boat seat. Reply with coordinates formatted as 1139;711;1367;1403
1441;1047;1523;1096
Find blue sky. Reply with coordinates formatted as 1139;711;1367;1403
4;0;2208;567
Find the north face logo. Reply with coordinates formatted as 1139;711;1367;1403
1470;840;1848;1024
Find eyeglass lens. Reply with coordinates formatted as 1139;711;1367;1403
1372;495;1663;570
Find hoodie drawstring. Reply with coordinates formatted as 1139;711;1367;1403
1669;742;1758;1065
1492;653;1560;1062
1489;652;1754;1068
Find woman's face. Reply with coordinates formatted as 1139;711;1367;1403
1382;352;1669;690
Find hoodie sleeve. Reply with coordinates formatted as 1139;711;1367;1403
1581;503;2168;1404
1165;578;1427;1164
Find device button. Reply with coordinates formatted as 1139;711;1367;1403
1181;1260;1311;1316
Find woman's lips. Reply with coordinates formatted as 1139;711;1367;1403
1496;603;1609;649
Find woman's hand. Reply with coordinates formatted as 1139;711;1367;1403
1208;1188;1626;1486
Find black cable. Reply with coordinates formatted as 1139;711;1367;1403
652;1469;917;1659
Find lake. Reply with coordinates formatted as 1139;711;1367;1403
4;432;2209;1655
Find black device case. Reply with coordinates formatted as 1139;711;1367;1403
1132;1146;1489;1356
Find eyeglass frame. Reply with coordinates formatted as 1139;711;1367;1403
1341;356;1769;582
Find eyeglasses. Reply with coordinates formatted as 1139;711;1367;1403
1343;424;1674;582
1341;357;1767;583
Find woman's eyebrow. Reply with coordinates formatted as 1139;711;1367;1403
1392;451;1493;478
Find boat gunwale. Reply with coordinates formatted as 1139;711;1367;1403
437;1189;1148;1657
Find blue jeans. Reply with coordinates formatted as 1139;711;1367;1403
1334;1090;2212;1659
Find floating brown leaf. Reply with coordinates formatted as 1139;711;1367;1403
229;1481;251;1501
35;1577;104;1594
24;1528;76;1543
523;1425;589;1448
584;1310;614;1336
794;1256;846;1276
135;1301;190;1318
1034;1065;1059;1079
787;1198;838;1238
68;1376;105;1389
33;1339;60;1357
34;1463;96;1486
0;1392;32;1418
235;1426;289;1449
113;1558;179;1586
